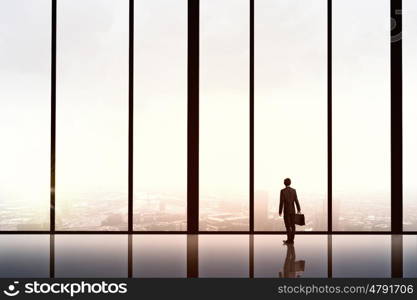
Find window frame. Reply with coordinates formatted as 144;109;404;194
0;0;407;235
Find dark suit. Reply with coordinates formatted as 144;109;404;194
279;187;301;242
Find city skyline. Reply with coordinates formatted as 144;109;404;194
0;0;415;233
3;189;417;231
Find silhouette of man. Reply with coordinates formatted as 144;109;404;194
279;243;297;278
279;178;301;244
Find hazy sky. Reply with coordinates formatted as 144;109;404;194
332;0;391;230
255;0;327;208
200;0;249;204
0;0;51;228
134;0;187;199
333;0;390;200
55;0;129;226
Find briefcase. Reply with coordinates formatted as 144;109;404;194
294;213;305;226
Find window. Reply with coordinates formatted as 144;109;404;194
255;0;327;231
133;0;187;231
333;0;391;231
0;0;51;230
56;0;129;230
199;0;249;231
403;0;417;231
0;0;410;234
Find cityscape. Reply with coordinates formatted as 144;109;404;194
1;190;416;231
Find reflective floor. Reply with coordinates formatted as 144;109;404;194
0;234;416;278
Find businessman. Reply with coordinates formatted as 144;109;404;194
279;178;301;244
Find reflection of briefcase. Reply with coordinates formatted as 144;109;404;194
279;260;306;278
295;214;305;226
294;260;305;272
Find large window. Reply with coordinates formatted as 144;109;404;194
0;0;412;234
56;0;129;230
403;0;417;231
332;0;391;231
199;0;249;231
0;0;50;230
133;0;187;231
255;0;327;231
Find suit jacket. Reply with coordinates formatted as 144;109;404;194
279;187;301;216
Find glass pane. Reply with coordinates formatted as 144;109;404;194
199;0;249;231
55;235;127;277
199;235;249;277
0;0;50;230
56;0;128;230
333;0;390;231
133;0;187;231
254;235;327;278
333;235;391;277
133;235;186;277
403;0;417;231
0;235;49;277
255;0;327;231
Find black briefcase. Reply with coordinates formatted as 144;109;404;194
294;213;305;226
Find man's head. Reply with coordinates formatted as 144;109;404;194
284;178;291;187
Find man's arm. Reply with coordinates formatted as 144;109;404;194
294;189;301;213
279;190;284;216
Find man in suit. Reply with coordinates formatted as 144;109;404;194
279;178;301;244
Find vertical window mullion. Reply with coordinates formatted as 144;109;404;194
390;0;403;234
250;0;254;233
128;0;134;233
50;0;57;233
187;0;200;234
328;0;332;233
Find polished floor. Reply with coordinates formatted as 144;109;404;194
0;234;416;278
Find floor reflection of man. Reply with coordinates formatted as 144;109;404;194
279;243;305;278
